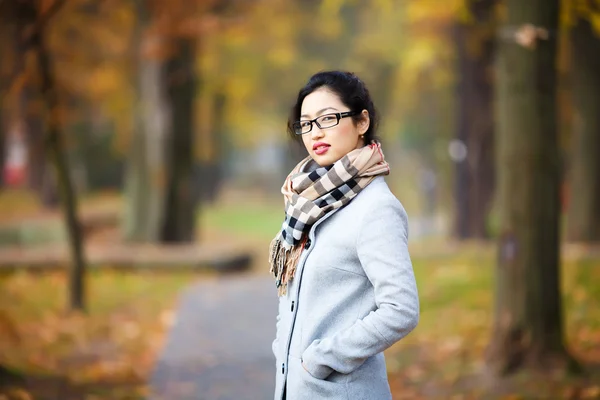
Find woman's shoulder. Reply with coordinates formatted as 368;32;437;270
350;177;410;237
351;176;405;212
325;176;408;240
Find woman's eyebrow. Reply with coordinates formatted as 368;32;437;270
300;107;339;119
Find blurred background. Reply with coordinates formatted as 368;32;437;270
0;0;599;399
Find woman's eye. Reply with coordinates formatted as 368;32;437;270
321;116;335;122
301;121;311;128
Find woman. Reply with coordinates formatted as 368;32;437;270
270;71;419;400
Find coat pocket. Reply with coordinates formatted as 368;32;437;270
286;355;349;400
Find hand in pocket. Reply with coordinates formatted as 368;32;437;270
301;360;310;374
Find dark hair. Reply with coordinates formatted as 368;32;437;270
286;71;379;145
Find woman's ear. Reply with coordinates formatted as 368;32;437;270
358;110;370;135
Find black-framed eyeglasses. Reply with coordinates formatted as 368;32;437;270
293;111;359;135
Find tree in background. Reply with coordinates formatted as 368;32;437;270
124;1;197;243
452;0;498;239
566;1;600;243
123;0;243;243
0;0;57;204
123;0;179;243
487;0;576;374
7;0;87;311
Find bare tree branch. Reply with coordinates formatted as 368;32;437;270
37;0;67;30
21;0;67;47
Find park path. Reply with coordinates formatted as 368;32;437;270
149;273;279;400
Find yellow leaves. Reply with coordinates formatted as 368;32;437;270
267;46;296;68
0;310;20;345
371;0;394;14
456;2;475;25
394;34;452;116
35;0;136;146
317;0;344;39
574;0;594;15
113;4;136;31
320;0;345;14
397;1;459;89
563;385;600;399
261;17;298;68
581;386;600;398
401;41;439;80
225;26;251;49
591;12;600;35
0;389;33;400
0;269;193;394
84;64;134;153
87;66;122;100
562;0;600;33
223;100;263;147
406;0;464;25
224;75;255;103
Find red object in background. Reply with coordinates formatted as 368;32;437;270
2;129;28;187
3;164;27;186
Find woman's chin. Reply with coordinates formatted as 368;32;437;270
311;154;338;167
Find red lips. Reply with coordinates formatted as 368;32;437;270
313;142;330;156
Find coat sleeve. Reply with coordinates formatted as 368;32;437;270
301;199;420;380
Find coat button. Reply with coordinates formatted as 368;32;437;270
305;239;311;249
291;301;294;312
282;363;285;374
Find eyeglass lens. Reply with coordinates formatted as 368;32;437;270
295;113;340;134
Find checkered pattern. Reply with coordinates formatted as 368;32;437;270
269;142;390;295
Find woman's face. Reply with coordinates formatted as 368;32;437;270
300;88;369;167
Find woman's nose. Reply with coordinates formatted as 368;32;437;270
310;125;325;139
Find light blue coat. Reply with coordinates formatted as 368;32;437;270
272;176;420;400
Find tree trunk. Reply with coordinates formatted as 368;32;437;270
453;26;471;238
567;18;600;242
453;0;496;239
486;0;575;374
31;5;86;311
123;1;169;243
161;38;197;242
0;8;15;190
5;1;59;204
209;91;226;202
198;91;225;204
122;108;152;242
25;107;59;207
0;114;5;189
123;1;199;244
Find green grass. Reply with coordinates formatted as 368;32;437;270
200;199;283;241
387;246;600;399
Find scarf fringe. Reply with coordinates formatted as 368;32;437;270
269;236;303;296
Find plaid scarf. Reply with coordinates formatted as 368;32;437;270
269;141;390;296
